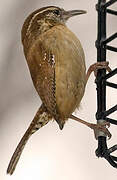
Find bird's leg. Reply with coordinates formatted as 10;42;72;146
70;115;111;139
85;61;112;138
69;62;112;139
7;104;52;175
86;61;112;83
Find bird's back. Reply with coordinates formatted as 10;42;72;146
25;24;86;126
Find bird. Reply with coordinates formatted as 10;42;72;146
7;6;111;175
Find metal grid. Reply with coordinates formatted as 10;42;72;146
95;0;117;168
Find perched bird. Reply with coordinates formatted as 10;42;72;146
7;6;111;175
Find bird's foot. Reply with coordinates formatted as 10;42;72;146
88;121;112;140
86;61;112;82
90;61;111;77
70;115;111;140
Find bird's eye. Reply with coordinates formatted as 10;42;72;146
53;10;60;16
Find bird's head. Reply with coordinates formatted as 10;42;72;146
22;6;86;53
22;6;86;36
34;6;87;24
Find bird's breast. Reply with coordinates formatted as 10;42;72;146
57;26;86;118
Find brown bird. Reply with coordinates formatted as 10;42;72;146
7;6;111;175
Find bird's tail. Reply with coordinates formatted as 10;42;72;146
7;104;52;175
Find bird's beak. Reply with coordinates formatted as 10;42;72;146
62;9;87;21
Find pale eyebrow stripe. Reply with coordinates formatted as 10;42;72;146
26;7;56;36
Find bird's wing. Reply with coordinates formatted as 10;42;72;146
27;40;57;117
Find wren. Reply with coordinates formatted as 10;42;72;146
7;6;111;175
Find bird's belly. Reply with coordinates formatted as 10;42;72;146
56;62;86;119
55;30;86;118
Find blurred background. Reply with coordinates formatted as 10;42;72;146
0;0;117;179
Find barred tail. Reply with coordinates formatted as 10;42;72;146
7;104;51;175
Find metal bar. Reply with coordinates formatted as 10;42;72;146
104;155;117;168
105;117;117;125
107;9;117;15
102;33;117;44
105;45;117;52
111;156;117;161
102;0;117;8
95;0;108;160
106;81;117;88
104;104;117;116
102;68;117;80
108;145;117;153
96;0;107;118
95;136;107;157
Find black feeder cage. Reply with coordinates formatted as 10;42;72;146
95;0;117;167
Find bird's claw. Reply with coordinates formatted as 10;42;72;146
89;122;112;140
89;61;111;77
